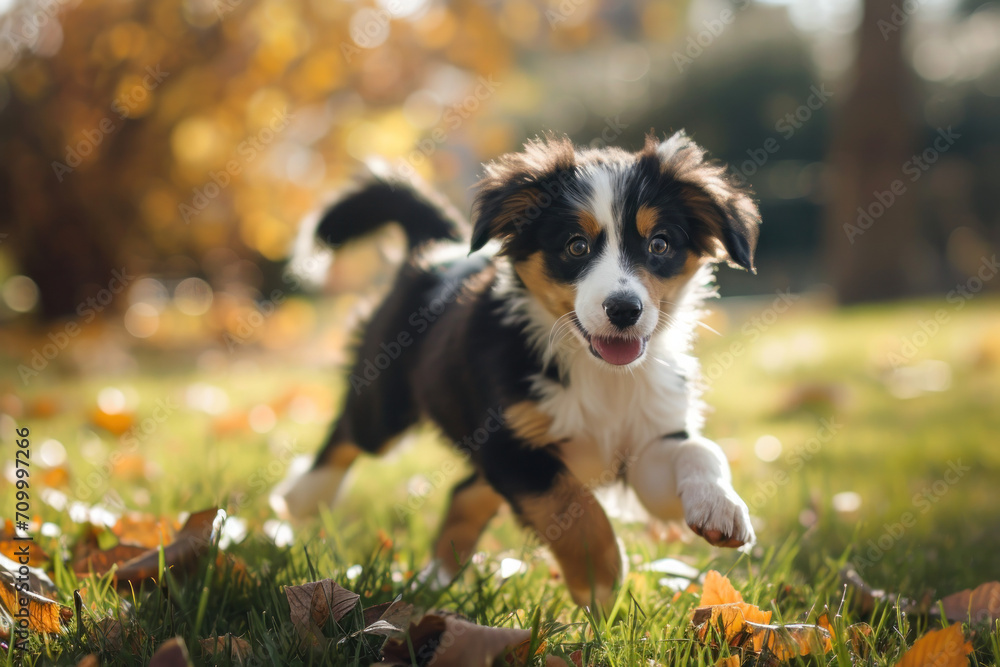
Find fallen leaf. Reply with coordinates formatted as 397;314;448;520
0;539;48;567
700;570;743;606
940;580;1000;625
89;616;147;653
91;408;134;436
746;622;832;660
897;624;972;667
199;634;252;664
379;613;447;665
380;612;564;667
694;600;832;660
112;513;176;549
76;655;99;667
149;637;193;667
40;466;71;487
715;657;740;667
351;598;415;640
816;613;833;637
285;579;359;643
113;508;222;587
840;568;924;616
846;622;873;659
25;396;60;419
0;570;72;634
694;603;773;645
73;543;148;578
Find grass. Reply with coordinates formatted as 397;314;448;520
2;294;1000;665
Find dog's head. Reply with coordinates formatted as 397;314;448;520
471;131;760;368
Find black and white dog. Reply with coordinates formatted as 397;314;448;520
278;131;760;609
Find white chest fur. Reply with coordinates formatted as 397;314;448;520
531;346;700;487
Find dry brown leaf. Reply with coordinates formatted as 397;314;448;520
113;508;221;587
700;570;743;606
285;578;359;643
846;622;873;659
75;655;99;667
199;634;252;664
380;613;447;665
149;637;193;667
353;598;415;640
112;513;176;549
381;613;549;667
73;543;148;578
897;624;972;667
940;580;1000;625
90;616;147;653
0;570;72;634
715;657;740;667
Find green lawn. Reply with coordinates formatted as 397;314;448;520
3;295;1000;665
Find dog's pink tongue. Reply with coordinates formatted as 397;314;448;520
591;336;643;365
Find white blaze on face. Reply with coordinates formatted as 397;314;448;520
574;166;657;342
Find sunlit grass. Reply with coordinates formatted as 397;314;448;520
3;296;999;665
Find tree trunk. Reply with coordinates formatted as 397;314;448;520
825;0;920;303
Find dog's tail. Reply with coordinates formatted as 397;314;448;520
293;166;466;280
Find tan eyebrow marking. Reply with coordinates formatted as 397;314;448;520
636;204;659;238
577;210;601;238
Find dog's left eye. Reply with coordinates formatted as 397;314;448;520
567;237;590;257
648;236;669;255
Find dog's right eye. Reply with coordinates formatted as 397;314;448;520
566;237;590;257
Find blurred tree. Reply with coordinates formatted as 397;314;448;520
824;0;919;303
0;0;516;319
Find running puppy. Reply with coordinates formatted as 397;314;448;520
279;131;760;609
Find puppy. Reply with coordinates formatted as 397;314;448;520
279;131;760;609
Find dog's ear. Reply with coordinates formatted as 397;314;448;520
471;136;576;253
650;131;761;272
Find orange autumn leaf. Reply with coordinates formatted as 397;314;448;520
91;408;134;436
695;602;773;645
0;538;48;567
701;570;743;606
897;624;972;667
111;452;147;479
816;613;834;638
0;570;72;634
715;657;740;667
112;513;176;549
40;466;71;487
747;622;832;660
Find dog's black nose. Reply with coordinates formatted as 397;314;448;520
603;294;642;328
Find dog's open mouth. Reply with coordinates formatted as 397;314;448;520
573;317;648;365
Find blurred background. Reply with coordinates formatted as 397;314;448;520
1;0;999;595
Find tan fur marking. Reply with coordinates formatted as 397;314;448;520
434;478;504;571
322;442;362;468
514;252;576;319
519;474;621;609
635;204;659;238
577;210;601;239
506;401;554;448
637;253;706;322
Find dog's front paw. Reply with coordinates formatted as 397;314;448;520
679;481;755;549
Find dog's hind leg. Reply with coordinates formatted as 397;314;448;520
425;472;504;584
